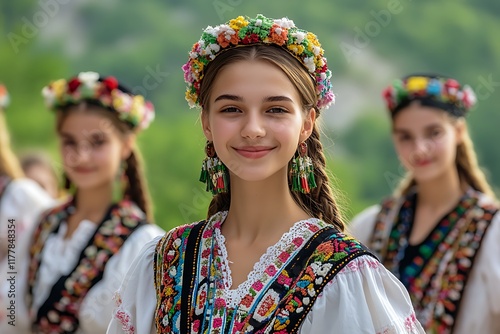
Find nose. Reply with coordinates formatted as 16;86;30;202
411;138;432;161
75;141;92;163
241;112;266;139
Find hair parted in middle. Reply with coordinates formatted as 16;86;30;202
197;44;345;231
44;72;155;221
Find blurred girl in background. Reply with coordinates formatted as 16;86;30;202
350;74;500;333
0;72;164;333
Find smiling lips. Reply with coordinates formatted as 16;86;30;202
414;159;432;167
234;146;275;159
73;167;96;174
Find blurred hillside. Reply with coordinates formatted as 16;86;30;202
1;0;499;230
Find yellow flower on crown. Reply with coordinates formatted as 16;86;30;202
288;44;305;55
406;77;429;92
51;79;68;100
229;16;249;30
307;32;320;47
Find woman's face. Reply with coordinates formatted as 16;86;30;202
201;59;315;185
392;103;463;183
58;108;131;191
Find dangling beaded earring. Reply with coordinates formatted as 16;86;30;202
199;141;229;194
290;142;317;194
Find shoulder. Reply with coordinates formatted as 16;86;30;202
2;178;56;208
155;217;212;256
347;204;381;243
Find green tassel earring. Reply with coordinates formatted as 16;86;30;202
290;142;316;194
199;141;229;195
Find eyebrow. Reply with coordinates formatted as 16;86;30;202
393;123;442;133
213;94;294;103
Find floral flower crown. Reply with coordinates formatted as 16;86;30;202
182;14;334;111
383;74;477;116
42;71;155;131
0;84;10;109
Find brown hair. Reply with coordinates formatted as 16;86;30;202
395;104;496;199
57;102;153;221
199;45;345;231
0;111;24;179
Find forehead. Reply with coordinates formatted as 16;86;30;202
209;60;301;104
59;109;117;138
393;104;449;130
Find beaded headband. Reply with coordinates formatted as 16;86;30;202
0;84;9;109
383;74;477;117
182;14;334;111
42;71;155;131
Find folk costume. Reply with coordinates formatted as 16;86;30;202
350;75;500;333
108;15;424;334
0;73;162;334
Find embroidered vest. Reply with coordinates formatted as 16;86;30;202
27;198;147;333
154;217;375;333
369;189;498;333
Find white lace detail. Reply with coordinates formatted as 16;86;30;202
212;215;325;308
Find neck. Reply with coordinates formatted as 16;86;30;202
73;182;114;218
414;169;466;208
223;168;310;243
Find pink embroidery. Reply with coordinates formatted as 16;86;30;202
114;308;135;334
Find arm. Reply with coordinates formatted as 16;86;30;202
106;235;162;334
299;255;425;333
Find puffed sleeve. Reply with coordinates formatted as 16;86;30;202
0;179;56;257
347;204;380;244
299;255;425;333
79;225;164;333
106;236;162;334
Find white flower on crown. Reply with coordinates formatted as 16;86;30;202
274;18;295;29
255;19;262;26
78;71;99;88
303;57;316;73
217;25;236;41
189;51;199;59
41;86;55;106
205;26;217;37
291;31;306;44
312;45;321;56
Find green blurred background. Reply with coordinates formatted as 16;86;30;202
1;0;499;231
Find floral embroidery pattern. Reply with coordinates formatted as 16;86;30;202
27;198;146;333
154;211;374;333
370;189;497;333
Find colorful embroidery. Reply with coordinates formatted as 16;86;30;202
27;198;147;333
154;211;374;333
370;189;497;333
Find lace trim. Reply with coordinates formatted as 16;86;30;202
212;214;325;308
